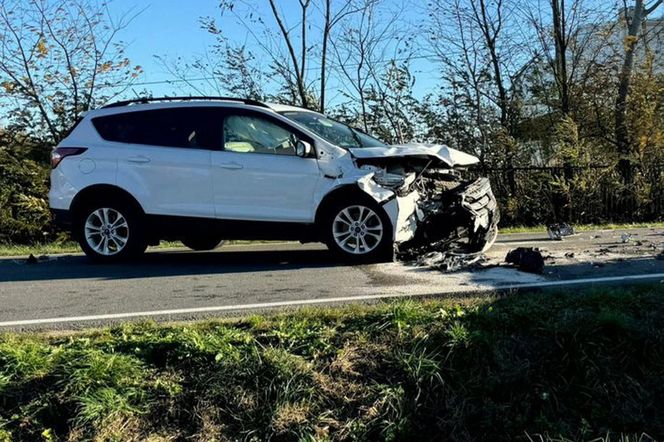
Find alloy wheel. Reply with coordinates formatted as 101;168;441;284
84;208;129;256
332;205;384;255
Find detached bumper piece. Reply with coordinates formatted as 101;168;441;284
398;177;500;268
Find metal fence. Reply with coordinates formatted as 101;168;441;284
473;164;664;226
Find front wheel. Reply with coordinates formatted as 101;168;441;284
323;200;394;262
76;202;146;263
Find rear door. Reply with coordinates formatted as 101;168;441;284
210;110;321;222
93;107;217;218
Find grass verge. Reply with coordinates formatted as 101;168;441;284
0;241;81;257
500;221;664;234
0;240;295;257
1;286;663;441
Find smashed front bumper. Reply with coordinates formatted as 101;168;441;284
397;177;500;260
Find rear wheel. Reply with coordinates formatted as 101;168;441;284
76;202;146;263
181;236;224;251
323;199;393;262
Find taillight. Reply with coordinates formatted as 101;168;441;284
51;147;87;169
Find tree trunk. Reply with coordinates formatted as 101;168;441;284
268;0;309;108
320;0;331;113
615;0;645;185
552;0;570;115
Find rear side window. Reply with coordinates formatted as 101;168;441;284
92;108;219;149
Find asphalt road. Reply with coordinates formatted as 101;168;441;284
1;228;663;330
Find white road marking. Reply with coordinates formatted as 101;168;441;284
1;272;663;328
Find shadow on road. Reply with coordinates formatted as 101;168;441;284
2;242;662;286
0;247;347;283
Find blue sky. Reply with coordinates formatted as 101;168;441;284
105;0;221;95
103;0;663;105
104;0;441;102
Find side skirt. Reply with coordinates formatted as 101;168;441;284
144;214;319;243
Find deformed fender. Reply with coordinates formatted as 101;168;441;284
382;192;420;243
356;174;420;244
356;173;394;203
314;155;420;245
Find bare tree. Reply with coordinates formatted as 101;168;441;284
371;62;418;143
0;0;142;145
319;0;367;113
426;0;494;162
523;0;615;119
469;0;511;129
170;1;363;109
615;0;663;183
267;0;311;108
332;0;406;131
428;0;527;190
427;0;529;132
551;0;571;115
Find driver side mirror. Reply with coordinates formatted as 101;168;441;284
295;140;313;158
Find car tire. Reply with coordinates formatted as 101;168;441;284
181;236;224;251
76;200;147;263
322;197;394;263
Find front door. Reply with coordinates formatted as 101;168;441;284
211;111;320;222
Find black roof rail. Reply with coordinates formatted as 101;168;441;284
101;96;270;109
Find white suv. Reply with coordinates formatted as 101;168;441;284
49;97;498;262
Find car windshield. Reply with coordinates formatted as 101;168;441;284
280;111;386;149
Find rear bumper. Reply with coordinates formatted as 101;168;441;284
50;208;73;230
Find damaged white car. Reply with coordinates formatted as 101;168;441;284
49;97;499;262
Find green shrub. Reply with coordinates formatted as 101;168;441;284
0;147;52;244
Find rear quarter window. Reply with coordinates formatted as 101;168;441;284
92;108;219;149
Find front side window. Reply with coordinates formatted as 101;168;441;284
281;111;386;149
93;108;217;149
223;115;298;155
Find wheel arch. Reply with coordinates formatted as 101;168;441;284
314;184;394;240
70;184;145;219
315;185;370;225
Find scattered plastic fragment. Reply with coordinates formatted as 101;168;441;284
415;251;483;272
547;223;575;240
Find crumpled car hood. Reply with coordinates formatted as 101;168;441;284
348;143;479;167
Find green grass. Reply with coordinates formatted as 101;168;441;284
1;286;663;441
0;240;296;257
500;221;664;234
0;241;81;257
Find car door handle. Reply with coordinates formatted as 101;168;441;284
127;155;151;164
218;162;243;170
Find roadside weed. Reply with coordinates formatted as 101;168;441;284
0;286;662;440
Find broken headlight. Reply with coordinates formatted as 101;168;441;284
373;172;406;188
359;164;406;188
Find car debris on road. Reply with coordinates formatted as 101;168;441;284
547;223;575;240
504;247;545;274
